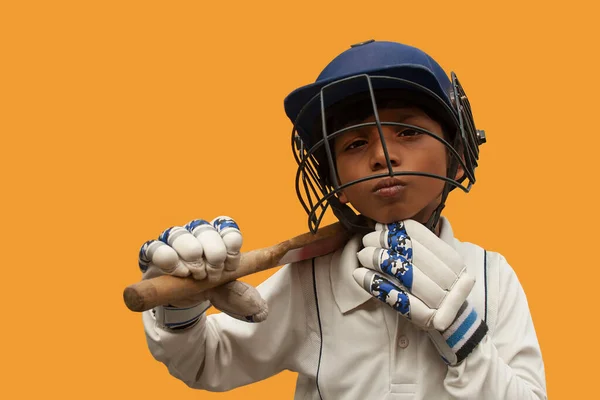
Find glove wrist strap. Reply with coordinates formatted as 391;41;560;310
153;300;211;331
428;301;488;365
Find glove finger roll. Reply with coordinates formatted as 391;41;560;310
185;219;226;281
212;216;242;271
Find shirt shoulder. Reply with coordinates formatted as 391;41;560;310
453;239;514;279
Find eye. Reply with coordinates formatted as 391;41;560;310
345;139;368;151
397;128;421;137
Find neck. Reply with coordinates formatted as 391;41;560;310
432;218;442;236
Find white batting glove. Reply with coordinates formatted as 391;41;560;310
352;220;488;365
139;216;268;330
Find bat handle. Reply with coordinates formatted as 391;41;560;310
123;246;284;312
123;274;217;312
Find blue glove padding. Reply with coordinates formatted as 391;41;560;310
353;220;488;365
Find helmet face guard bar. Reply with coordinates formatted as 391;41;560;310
451;72;486;178
291;74;485;233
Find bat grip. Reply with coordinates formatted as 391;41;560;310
123;273;229;312
123;246;284;312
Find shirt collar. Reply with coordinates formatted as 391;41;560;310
438;216;455;247
330;216;455;314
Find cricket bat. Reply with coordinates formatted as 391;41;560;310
123;222;350;312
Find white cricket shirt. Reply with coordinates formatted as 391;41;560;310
143;218;547;399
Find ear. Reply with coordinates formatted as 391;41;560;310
454;160;465;181
451;146;466;182
338;191;348;204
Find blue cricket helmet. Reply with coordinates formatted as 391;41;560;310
284;40;486;233
285;40;456;146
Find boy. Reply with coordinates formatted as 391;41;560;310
139;40;547;399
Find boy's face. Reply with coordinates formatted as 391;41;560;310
333;107;463;226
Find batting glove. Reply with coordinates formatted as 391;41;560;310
139;216;268;330
353;220;488;365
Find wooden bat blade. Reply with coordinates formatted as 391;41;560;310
123;222;350;312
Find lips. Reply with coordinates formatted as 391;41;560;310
372;177;407;193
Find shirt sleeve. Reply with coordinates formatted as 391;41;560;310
142;263;308;391
443;253;547;399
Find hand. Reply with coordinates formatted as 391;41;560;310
139;216;268;328
352;220;488;365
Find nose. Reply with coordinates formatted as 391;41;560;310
368;128;401;172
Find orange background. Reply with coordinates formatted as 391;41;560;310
1;1;597;398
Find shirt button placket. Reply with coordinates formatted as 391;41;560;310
398;335;409;349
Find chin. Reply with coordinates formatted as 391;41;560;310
367;211;415;225
364;204;433;226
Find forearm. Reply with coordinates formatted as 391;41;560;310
144;309;237;391
143;264;306;391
